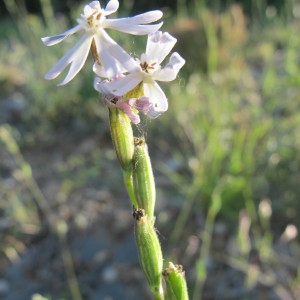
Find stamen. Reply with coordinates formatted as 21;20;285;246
140;61;157;73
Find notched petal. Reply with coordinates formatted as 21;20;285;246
57;39;91;86
154;52;185;82
44;34;92;85
146;31;177;64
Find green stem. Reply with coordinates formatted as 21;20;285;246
124;169;138;209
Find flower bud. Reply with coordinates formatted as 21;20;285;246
109;107;134;171
133;137;156;220
163;262;189;300
134;208;163;299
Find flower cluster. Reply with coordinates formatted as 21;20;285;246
42;0;185;123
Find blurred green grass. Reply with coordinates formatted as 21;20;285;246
1;0;300;299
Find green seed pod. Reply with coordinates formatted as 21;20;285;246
163;262;189;300
134;209;163;299
133;137;156;220
109;107;134;171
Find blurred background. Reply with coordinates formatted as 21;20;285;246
1;0;300;299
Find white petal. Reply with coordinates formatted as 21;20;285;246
146;31;177;64
104;20;163;35
94;30;137;76
44;34;93;85
94;77;112;94
133;10;163;23
94;32;119;77
101;73;142;96
104;10;163;34
44;35;87;80
58;36;93;86
102;32;136;72
144;81;168;118
129;10;163;24
153;52;185;82
104;0;119;15
105;10;162;25
84;1;100;16
41;25;81;46
93;62;108;78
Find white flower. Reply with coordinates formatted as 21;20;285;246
94;31;185;118
41;0;163;85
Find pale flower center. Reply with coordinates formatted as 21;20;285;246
79;4;104;31
86;10;103;28
137;55;160;79
140;61;157;74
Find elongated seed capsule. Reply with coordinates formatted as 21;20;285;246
133;137;156;220
134;209;163;299
163;262;189;300
109;107;134;171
